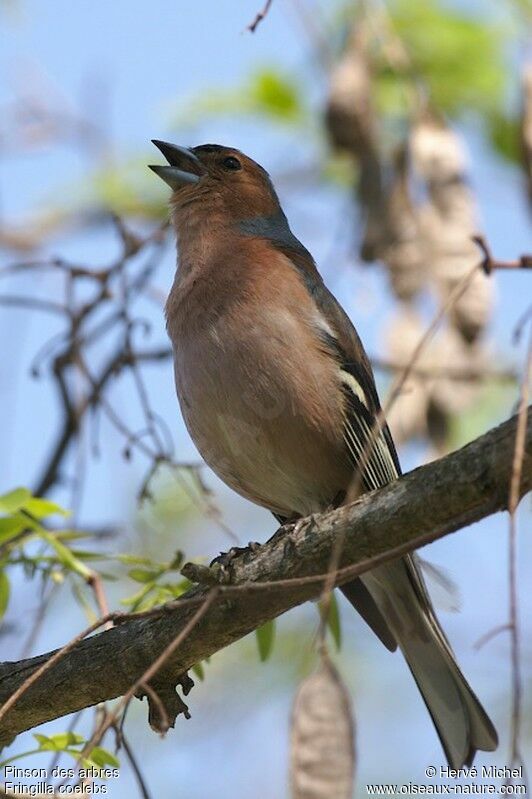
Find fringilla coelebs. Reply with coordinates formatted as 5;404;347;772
149;140;497;767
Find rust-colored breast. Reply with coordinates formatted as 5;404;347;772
167;238;352;517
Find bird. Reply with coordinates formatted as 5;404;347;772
149;139;498;767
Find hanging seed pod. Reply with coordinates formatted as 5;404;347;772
449;266;494;344
424;329;486;454
386;374;429;445
325;24;374;157
410;115;468;190
521;62;532;208
380;148;426;301
411;116;493;344
290;654;355;799
426;328;483;418
325;22;385;263
383;308;431;444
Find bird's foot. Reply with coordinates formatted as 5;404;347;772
207;542;261;583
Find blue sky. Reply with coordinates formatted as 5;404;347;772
1;2;531;797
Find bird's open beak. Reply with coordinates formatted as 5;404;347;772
149;140;207;190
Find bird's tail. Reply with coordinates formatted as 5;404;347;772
361;555;498;768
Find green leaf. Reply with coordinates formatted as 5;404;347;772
159;579;191;598
0;572;9;620
487;111;520;164
70;549;108;561
24;497;69;519
40;532;92;579
192;662;205;681
117;554;153;566
0;516;26;543
128;567;162;583
383;0;507;118
55;529;94;542
50;732;85;749
170;67;305;131
0;487;31;514
120;583;154;609
33;733;52;748
90;156;168;219
88;747;120;768
256;619;275;662
248;69;303;122
34;732;85;751
128;585;177;612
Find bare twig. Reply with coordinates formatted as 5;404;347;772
117;729;153;799
473;235;532;275
506;324;532;778
474;623;512;652
247;0;274;33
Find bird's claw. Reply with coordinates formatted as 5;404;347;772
209;542;261;582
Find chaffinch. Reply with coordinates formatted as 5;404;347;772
150;140;497;767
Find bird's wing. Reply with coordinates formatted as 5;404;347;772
273;242;401;650
273;243;401;489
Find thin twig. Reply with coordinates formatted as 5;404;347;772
473;235;532;275
506;323;532;777
474;623;512;652
117;730;153;799
247;0;274;33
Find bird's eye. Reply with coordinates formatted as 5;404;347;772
222;156;242;171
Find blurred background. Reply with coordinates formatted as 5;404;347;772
0;0;531;796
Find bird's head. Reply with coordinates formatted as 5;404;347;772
149;140;282;229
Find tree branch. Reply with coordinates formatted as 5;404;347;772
0;410;530;748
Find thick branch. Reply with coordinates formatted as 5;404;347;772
0;410;530;746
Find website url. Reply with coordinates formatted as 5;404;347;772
365;784;527;795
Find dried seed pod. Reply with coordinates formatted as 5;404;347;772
426;328;483;418
412;117;493;343
325;22;386;263
380;149;426;301
290;655;355;799
386;375;429;445
325;25;374;157
411;115;468;189
448;265;494;344
383;309;431;444
385;306;434;372
424;330;487;453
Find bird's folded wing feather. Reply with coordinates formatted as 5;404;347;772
273;242;401;489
